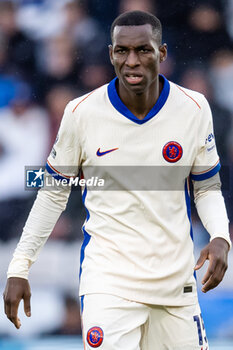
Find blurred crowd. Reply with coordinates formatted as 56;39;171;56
0;0;233;244
0;0;233;338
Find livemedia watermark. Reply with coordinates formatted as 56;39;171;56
25;167;104;190
25;165;231;191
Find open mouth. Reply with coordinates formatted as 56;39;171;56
125;74;143;85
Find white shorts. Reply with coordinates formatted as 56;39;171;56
80;294;209;350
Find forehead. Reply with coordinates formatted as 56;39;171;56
112;24;157;47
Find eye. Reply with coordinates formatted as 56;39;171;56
116;48;126;54
139;48;150;53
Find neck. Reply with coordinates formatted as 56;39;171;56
117;77;162;120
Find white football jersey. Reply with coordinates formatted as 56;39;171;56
47;75;220;306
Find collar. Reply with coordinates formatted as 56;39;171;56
107;74;170;124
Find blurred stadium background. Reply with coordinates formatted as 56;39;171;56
0;0;232;349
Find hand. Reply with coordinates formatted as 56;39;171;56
194;237;229;293
3;277;31;329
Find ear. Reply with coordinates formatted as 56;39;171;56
159;43;167;63
109;44;114;66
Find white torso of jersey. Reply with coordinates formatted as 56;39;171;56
47;75;219;305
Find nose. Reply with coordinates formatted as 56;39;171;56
125;50;140;67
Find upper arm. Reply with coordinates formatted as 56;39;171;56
193;173;222;203
46;101;81;179
191;97;220;182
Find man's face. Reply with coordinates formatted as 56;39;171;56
109;24;167;95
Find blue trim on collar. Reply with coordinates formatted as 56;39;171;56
107;74;170;124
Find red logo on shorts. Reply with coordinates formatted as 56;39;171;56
87;326;104;347
162;141;183;163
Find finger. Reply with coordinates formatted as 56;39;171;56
202;263;226;293
9;315;21;329
202;274;221;293
4;295;11;318
3;294;19;327
23;292;31;317
194;250;208;270
9;300;21;329
201;258;218;285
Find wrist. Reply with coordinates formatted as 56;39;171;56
210;236;231;251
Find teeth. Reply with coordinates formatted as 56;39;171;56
125;75;142;83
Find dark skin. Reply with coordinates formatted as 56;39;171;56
3;24;230;329
4;277;31;329
109;24;167;119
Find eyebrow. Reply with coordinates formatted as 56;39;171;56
114;44;151;49
114;45;127;48
136;45;151;50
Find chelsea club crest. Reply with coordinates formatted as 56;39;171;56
87;326;104;347
162;141;183;163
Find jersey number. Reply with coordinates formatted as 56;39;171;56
193;314;207;346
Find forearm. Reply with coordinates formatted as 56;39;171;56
7;186;71;279
193;173;231;249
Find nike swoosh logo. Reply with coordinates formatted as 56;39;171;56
96;147;118;156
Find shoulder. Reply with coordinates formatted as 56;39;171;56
68;84;108;115
169;81;208;112
57;84;109;132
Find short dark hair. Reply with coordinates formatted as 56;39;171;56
111;11;162;44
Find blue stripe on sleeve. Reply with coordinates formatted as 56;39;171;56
190;162;221;181
46;162;70;182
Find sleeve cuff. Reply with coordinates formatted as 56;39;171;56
7;256;31;279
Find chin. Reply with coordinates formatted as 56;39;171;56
125;82;145;95
133;87;145;95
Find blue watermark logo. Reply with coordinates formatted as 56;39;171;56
26;168;45;188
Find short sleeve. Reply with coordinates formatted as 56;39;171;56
191;97;220;181
46;102;81;179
